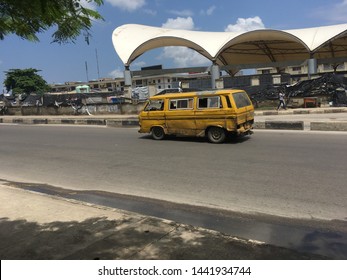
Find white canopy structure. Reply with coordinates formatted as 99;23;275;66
112;23;347;88
112;23;347;68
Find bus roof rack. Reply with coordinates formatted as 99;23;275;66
155;88;203;95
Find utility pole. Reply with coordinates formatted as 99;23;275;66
85;61;89;82
95;48;100;79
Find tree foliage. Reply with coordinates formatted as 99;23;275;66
4;68;51;95
0;0;104;43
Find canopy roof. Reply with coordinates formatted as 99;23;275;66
112;23;347;69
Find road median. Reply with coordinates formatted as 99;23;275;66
2;112;347;132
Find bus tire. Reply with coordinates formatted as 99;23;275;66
151;126;165;140
207;127;226;143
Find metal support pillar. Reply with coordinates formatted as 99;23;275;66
124;66;132;86
123;66;132;100
211;64;220;89
307;58;317;79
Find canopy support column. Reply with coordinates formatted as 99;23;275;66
211;63;220;89
307;57;317;79
124;66;132;86
124;66;132;100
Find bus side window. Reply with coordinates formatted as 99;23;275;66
226;96;232;108
145;100;164;111
170;101;176;109
198;98;208;108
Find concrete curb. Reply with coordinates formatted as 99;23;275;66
3;117;305;130
311;121;347;131
253;121;304;130
2;116;347;132
106;119;139;128
0;117;139;127
254;107;347;116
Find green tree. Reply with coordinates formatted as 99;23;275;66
4;68;51;95
0;0;104;43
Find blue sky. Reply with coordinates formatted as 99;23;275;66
1;0;347;92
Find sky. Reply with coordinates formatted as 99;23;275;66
2;0;347;92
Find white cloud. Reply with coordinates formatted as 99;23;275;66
160;17;209;67
224;16;265;32
132;61;147;68
168;9;194;17
108;68;124;78
206;6;216;16
158;47;209;68
79;0;97;10
143;9;157;16
200;6;216;16
312;0;347;22
162;17;194;30
105;0;146;12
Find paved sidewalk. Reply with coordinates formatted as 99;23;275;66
0;182;327;260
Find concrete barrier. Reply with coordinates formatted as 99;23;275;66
3;116;347;132
253;122;266;129
293;110;310;114
310;121;347;131
106;119;139;128
253;121;304;130
264;121;304;130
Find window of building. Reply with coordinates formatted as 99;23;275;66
292;66;301;71
135;80;142;85
261;69;270;74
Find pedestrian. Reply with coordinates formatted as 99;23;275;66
277;91;286;110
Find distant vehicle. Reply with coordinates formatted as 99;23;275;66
138;89;254;143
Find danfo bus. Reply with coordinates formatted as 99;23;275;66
138;89;254;143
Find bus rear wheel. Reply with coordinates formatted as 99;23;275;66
207;127;226;143
151;126;165;140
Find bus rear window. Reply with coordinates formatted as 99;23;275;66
232;92;251;108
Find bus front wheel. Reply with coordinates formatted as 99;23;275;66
151;127;165;140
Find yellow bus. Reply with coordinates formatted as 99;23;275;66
138;89;254;143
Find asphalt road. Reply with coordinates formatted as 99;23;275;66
0;124;346;221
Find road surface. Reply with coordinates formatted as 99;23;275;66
0;124;346;221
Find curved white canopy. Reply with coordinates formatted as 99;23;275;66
112;23;347;67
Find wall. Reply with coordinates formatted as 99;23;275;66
5;103;146;116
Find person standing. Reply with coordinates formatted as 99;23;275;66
277;91;286;110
